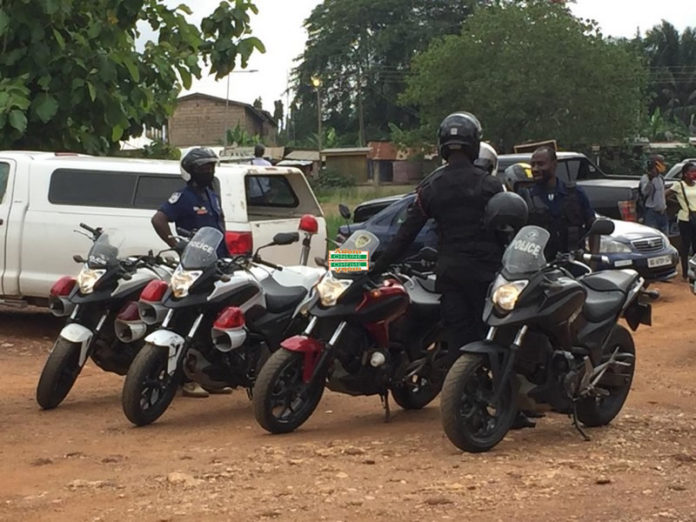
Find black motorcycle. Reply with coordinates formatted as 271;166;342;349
440;219;652;452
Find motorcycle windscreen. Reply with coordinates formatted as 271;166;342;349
87;229;124;269
502;225;550;275
180;227;223;270
333;230;380;272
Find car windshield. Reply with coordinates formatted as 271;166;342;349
180;227;223;270
332;230;380;273
87;229;124;269
502;226;550;275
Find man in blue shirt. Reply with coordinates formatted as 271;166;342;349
522;146;595;259
151;147;230;397
152;147;229;259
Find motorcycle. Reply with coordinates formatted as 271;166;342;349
252;230;445;435
688;253;696;294
36;223;175;409
440;219;653;452
121;226;325;426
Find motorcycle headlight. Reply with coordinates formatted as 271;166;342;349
316;276;351;307
492;279;529;312
77;267;106;294
598;236;631;254
171;266;202;298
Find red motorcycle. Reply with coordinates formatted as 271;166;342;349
252;230;444;434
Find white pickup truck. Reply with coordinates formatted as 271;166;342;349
0;151;326;306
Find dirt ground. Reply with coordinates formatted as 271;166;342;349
1;280;696;522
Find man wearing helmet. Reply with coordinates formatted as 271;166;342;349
521;146;595;259
152;147;229;259
371;112;507;361
151;147;230;398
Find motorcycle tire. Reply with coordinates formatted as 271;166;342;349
253;349;325;434
391;374;442;410
122;343;180;427
440;354;516;453
576;325;635;427
36;338;83;410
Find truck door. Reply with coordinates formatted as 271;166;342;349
0;161;13;295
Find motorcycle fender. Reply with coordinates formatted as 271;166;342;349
281;335;324;383
144;330;186;375
59;323;94;367
458;340;512;389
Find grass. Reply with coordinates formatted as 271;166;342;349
317;184;415;240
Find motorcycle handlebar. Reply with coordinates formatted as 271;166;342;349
79;223;101;237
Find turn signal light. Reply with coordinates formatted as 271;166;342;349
140;280;168;302
214;306;245;329
50;276;76;297
225;231;253;255
299;214;319;234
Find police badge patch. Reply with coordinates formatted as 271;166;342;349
168;192;181;204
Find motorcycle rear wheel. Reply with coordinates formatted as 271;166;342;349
122;343;180;426
253;349;324;434
576;325;635;427
440;354;516;453
36;338;83;410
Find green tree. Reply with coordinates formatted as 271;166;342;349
290;0;483;146
401;0;647;152
0;0;264;154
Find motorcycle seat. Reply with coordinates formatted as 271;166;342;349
261;277;307;313
580;270;637;294
582;288;625;322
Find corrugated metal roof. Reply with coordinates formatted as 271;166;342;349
285;150;320;161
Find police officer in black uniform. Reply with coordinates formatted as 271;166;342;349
152;147;229;259
371;112;504;358
151;147;230;398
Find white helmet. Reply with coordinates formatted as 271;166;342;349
475;142;498;176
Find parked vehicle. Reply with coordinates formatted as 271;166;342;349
339;194;679;281
252;230;446;434
36;223;176;410
689;254;696;294
440;220;653;452
0;151;326;307
121;227;325;426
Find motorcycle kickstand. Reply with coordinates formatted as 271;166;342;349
380;392;391;423
570;400;590;442
246;387;253;401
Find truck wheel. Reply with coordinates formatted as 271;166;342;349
36;338;84;410
122;343;180;426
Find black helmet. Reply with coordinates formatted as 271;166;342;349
484;192;528;232
438;112;482;161
180;147;218;183
501;162;534;193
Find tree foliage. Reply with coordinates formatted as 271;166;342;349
401;0;648;152
0;0;264;154
290;0;484;147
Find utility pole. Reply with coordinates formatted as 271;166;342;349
311;76;323;170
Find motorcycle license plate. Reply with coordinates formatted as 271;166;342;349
647;255;671;268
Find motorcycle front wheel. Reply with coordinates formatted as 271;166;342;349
121;343;180;426
253;349;325;434
576;325;635;427
440;354;516;453
36;338;84;410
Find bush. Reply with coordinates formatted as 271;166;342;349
309;168;356;192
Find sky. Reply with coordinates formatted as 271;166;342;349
172;0;696;112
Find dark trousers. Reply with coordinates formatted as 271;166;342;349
679;220;696;277
439;279;492;360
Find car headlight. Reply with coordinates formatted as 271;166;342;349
492;279;528;312
598;236;632;254
316;276;351;307
171;266;202;298
77;267;106;294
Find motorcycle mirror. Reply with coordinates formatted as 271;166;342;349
314;256;328;268
588;218;615;236
338;204;351;221
73;255;86;263
418;247;438;263
273;232;300;246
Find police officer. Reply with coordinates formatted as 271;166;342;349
151;147;229;259
151;147;230;398
371;112;504;358
521;146;595;259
